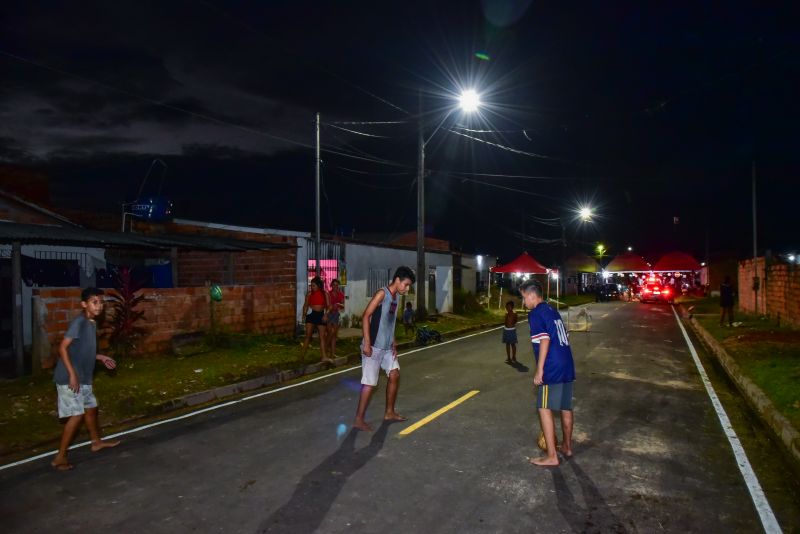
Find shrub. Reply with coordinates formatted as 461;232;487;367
453;288;483;315
106;266;147;360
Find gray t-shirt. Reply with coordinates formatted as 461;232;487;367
53;314;97;385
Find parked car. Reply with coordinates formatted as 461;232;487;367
596;283;620;302
639;282;674;304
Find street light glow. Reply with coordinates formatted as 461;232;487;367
459;89;481;112
579;206;594;222
627;246;633;252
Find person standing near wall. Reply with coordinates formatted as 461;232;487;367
720;275;735;327
326;279;345;360
301;277;331;363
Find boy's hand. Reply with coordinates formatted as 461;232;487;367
533;369;544;386
363;344;373;357
98;354;117;370
68;373;80;393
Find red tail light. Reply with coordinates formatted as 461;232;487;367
663;288;670;294
643;288;651;293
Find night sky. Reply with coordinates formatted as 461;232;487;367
1;1;798;264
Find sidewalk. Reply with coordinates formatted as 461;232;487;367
681;298;800;465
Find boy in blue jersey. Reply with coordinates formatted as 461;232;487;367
519;280;575;466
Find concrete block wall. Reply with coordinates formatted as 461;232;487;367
738;258;800;327
33;284;296;368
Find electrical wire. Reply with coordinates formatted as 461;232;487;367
322;122;394;138
438;173;558;200
445;128;561;162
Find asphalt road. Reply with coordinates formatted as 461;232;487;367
1;301;796;533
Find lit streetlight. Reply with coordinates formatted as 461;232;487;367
578;206;594;222
416;88;481;319
458;89;481;113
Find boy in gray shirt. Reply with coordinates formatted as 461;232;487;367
51;287;119;470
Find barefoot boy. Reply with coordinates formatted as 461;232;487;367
353;266;415;431
503;301;518;363
51;287;119;470
519;280;575;466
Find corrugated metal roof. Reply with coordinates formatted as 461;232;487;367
0;222;295;251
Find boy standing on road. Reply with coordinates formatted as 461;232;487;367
519;280;575;466
503;301;518;363
353;266;416;431
51;287;119;470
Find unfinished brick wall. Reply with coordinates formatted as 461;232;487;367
738;258;800;327
33;284;296;368
177;249;295;287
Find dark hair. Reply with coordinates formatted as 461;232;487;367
406;302;413;307
330;278;340;286
392;266;416;284
519;279;543;298
505;300;514;308
310;277;324;290
81;287;104;302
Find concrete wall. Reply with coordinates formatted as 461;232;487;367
342;243;453;322
32;284;295;368
738;258;800;327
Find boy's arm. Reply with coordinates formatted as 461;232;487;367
58;337;80;393
361;289;385;356
534;338;550;385
96;353;117;370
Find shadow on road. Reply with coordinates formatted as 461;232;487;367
256;421;391;533
508;361;529;373
552;459;628;534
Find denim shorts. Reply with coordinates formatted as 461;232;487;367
56;384;98;418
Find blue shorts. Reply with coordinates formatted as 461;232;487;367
536;382;573;410
502;327;517;344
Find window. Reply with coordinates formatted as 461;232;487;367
367;268;391;297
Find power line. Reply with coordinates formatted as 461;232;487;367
322;122;394;138
445;128;565;162
331;120;408;125
438;173;559;200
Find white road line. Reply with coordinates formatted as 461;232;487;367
0;325;505;473
672;306;781;534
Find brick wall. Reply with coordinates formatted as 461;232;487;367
738;258;800;327
33;284;296;368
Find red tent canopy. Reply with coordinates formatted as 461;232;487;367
605;252;651;273
491;252;549;274
653;251;701;272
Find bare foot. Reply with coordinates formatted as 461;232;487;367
50;457;74;471
559;444;573;458
353;419;373;431
91;440;120;452
529;456;560;467
384;412;407;422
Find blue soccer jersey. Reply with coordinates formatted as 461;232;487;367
528;302;575;384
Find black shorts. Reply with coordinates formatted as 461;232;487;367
306;310;326;325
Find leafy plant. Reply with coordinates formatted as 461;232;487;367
106;266;147;360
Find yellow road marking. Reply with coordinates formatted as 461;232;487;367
399;390;480;436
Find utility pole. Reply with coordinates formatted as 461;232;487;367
416;91;427;319
315;112;321;278
752;160;758;313
12;241;23;376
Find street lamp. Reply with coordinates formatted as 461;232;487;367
578;206;594;222
416;88;481;319
458;89;481;113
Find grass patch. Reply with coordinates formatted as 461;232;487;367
0;310;502;459
691;298;800;431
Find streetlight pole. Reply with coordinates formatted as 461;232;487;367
416;91;427;319
315;112;321;278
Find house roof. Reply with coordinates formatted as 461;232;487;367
565;253;600;273
491;252;549;274
605;252;651;273
653;251;701;272
0;188;79;226
0;222;295;251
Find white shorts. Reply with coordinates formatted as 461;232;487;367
361;346;400;386
56;384;98;418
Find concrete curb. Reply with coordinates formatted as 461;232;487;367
147;321;503;416
682;307;800;465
